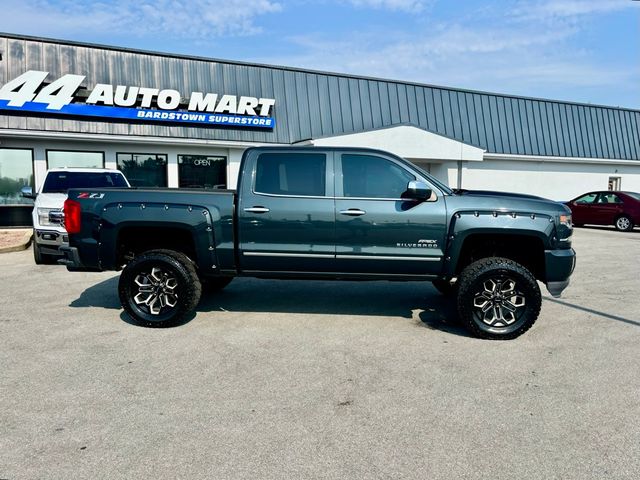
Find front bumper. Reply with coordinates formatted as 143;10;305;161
544;248;576;298
34;229;69;256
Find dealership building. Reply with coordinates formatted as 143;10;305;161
1;32;639;226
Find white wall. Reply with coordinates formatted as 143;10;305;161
0;136;245;191
461;159;640;201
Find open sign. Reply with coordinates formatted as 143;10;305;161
193;159;211;167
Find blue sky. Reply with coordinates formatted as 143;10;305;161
1;0;638;108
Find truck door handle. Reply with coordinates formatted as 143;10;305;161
339;209;366;216
244;206;270;214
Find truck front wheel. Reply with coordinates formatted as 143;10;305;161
118;250;202;327
456;257;541;340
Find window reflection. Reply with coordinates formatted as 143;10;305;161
117;153;168;187
0;149;34;205
47;150;104;169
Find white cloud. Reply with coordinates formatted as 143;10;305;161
511;0;636;21
1;0;282;38
346;0;431;13
264;2;638;106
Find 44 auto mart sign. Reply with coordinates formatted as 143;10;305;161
0;71;276;128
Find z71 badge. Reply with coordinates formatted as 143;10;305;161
77;192;105;199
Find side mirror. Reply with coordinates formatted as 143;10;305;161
406;181;432;201
21;186;36;199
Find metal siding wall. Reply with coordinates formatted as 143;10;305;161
424;88;437;132
450;91;462;141
368;81;383;129
627;111;639;158
465;93;480;147
457;92;471;145
348;78;364;132
0;35;638;159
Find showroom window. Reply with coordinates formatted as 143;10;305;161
0;148;34;205
178;155;227;189
255;153;326;196
341;154;414;199
117;153;168;187
47;150;104;169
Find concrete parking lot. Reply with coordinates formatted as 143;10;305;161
1;227;639;480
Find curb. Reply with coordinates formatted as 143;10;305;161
0;230;33;254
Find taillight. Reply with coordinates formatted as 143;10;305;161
64;199;82;234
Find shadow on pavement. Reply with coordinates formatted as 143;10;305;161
543;296;640;327
69;276;120;309
69;276;470;336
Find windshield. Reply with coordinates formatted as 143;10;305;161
409;163;453;195
42;171;129;193
624;192;640;201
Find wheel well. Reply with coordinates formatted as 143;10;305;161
117;227;197;265
455;234;545;280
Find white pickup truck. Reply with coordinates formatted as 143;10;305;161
22;168;130;264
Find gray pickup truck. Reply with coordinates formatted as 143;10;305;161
60;147;575;339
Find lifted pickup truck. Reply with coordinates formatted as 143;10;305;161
60;147;575;339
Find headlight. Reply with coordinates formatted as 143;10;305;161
37;208;57;227
557;214;573;244
559;214;572;228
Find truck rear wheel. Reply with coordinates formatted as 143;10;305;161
118;249;202;327
456;257;541;340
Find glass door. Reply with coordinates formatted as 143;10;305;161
178;155;227;189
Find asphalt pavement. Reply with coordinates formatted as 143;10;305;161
1;227;639;479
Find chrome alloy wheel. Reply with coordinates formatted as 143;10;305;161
472;278;526;328
616;216;631;230
133;267;179;315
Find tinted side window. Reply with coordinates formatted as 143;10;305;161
341;154;414;198
575;193;598;204
255;153;326;196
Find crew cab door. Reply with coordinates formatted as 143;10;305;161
333;152;447;276
237;150;335;273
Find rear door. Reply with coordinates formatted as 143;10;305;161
333;152;447;276
237;150;336;273
591;192;624;225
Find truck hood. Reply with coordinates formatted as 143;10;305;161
35;193;66;209
452;189;547;201
448;189;570;215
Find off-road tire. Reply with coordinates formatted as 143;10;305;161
457;257;541;340
118;249;201;327
614;215;634;232
201;276;233;292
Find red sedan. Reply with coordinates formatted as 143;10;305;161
565;191;640;231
